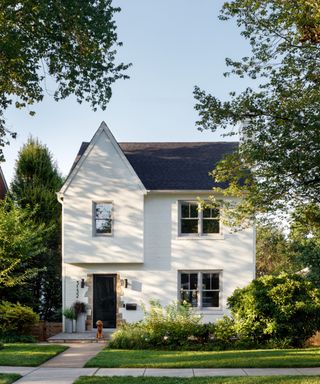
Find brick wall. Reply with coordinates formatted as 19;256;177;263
30;321;62;341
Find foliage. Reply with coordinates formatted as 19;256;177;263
7;138;63;320
228;273;320;347
0;333;36;343
0;301;39;335
0;198;48;288
85;347;320;369
109;300;205;350
256;224;299;277
0;0;130;160
194;0;320;224
72;301;87;318
63;307;76;320
289;204;320;287
0;344;68;367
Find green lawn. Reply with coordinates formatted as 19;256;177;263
0;344;68;367
85;348;320;368
75;377;320;384
0;374;21;384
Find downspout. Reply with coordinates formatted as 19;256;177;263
56;192;66;330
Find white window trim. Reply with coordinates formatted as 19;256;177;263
92;201;114;237
178;270;223;312
178;200;224;239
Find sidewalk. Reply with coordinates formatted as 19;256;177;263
1;366;320;383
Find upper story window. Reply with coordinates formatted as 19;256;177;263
179;201;220;236
93;202;112;235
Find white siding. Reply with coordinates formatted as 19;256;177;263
63;192;255;324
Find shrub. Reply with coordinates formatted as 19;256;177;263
228;273;320;347
72;301;87;318
110;300;204;349
63;307;76;320
0;301;39;335
0;332;36;343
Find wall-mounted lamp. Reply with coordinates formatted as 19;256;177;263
121;278;129;288
80;278;86;288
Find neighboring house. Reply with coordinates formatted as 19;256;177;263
0;166;8;200
58;122;255;330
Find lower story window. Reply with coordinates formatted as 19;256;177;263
179;271;221;309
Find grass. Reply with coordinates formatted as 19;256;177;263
0;374;21;384
0;344;68;367
85;348;320;368
74;377;320;384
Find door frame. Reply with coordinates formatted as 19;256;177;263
92;274;117;329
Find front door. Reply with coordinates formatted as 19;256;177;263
93;274;117;328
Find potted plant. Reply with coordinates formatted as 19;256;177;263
73;301;87;332
62;307;76;333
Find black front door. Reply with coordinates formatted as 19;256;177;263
93;274;116;328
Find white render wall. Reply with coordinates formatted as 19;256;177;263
63;129;145;264
63;191;255;324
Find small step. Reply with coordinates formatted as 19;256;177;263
47;330;114;343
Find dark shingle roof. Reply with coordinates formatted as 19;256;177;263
73;141;238;190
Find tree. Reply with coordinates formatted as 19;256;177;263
0;0;130;160
194;0;320;224
289;203;320;287
0;198;47;288
256;224;298;277
9;138;63;319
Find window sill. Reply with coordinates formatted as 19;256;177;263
93;233;113;237
177;234;224;240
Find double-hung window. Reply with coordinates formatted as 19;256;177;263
179;271;221;309
93;202;113;235
179;201;220;236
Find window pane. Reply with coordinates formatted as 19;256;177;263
181;273;189;289
203;219;219;233
189;273;198;289
96;203;112;219
96;219;112;234
181;290;198;307
202;273;211;290
190;203;198;218
181;219;198;234
202;291;219;307
211;273;219;289
203;207;219;218
181;203;189;218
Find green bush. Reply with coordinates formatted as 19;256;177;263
228;273;320;347
0;301;39;335
110;300;205;349
0;332;36;343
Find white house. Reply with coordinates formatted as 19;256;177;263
58;122;255;330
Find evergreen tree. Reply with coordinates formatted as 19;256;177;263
10;138;63;320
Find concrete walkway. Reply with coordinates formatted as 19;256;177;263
41;343;105;368
1;366;320;383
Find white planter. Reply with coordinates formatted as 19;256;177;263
65;319;73;333
76;313;86;333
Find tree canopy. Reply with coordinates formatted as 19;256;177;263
0;198;47;288
194;0;320;223
8;138;63;319
0;0;130;160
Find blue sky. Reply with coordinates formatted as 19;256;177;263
3;0;251;183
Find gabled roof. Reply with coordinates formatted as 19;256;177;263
72;140;238;191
